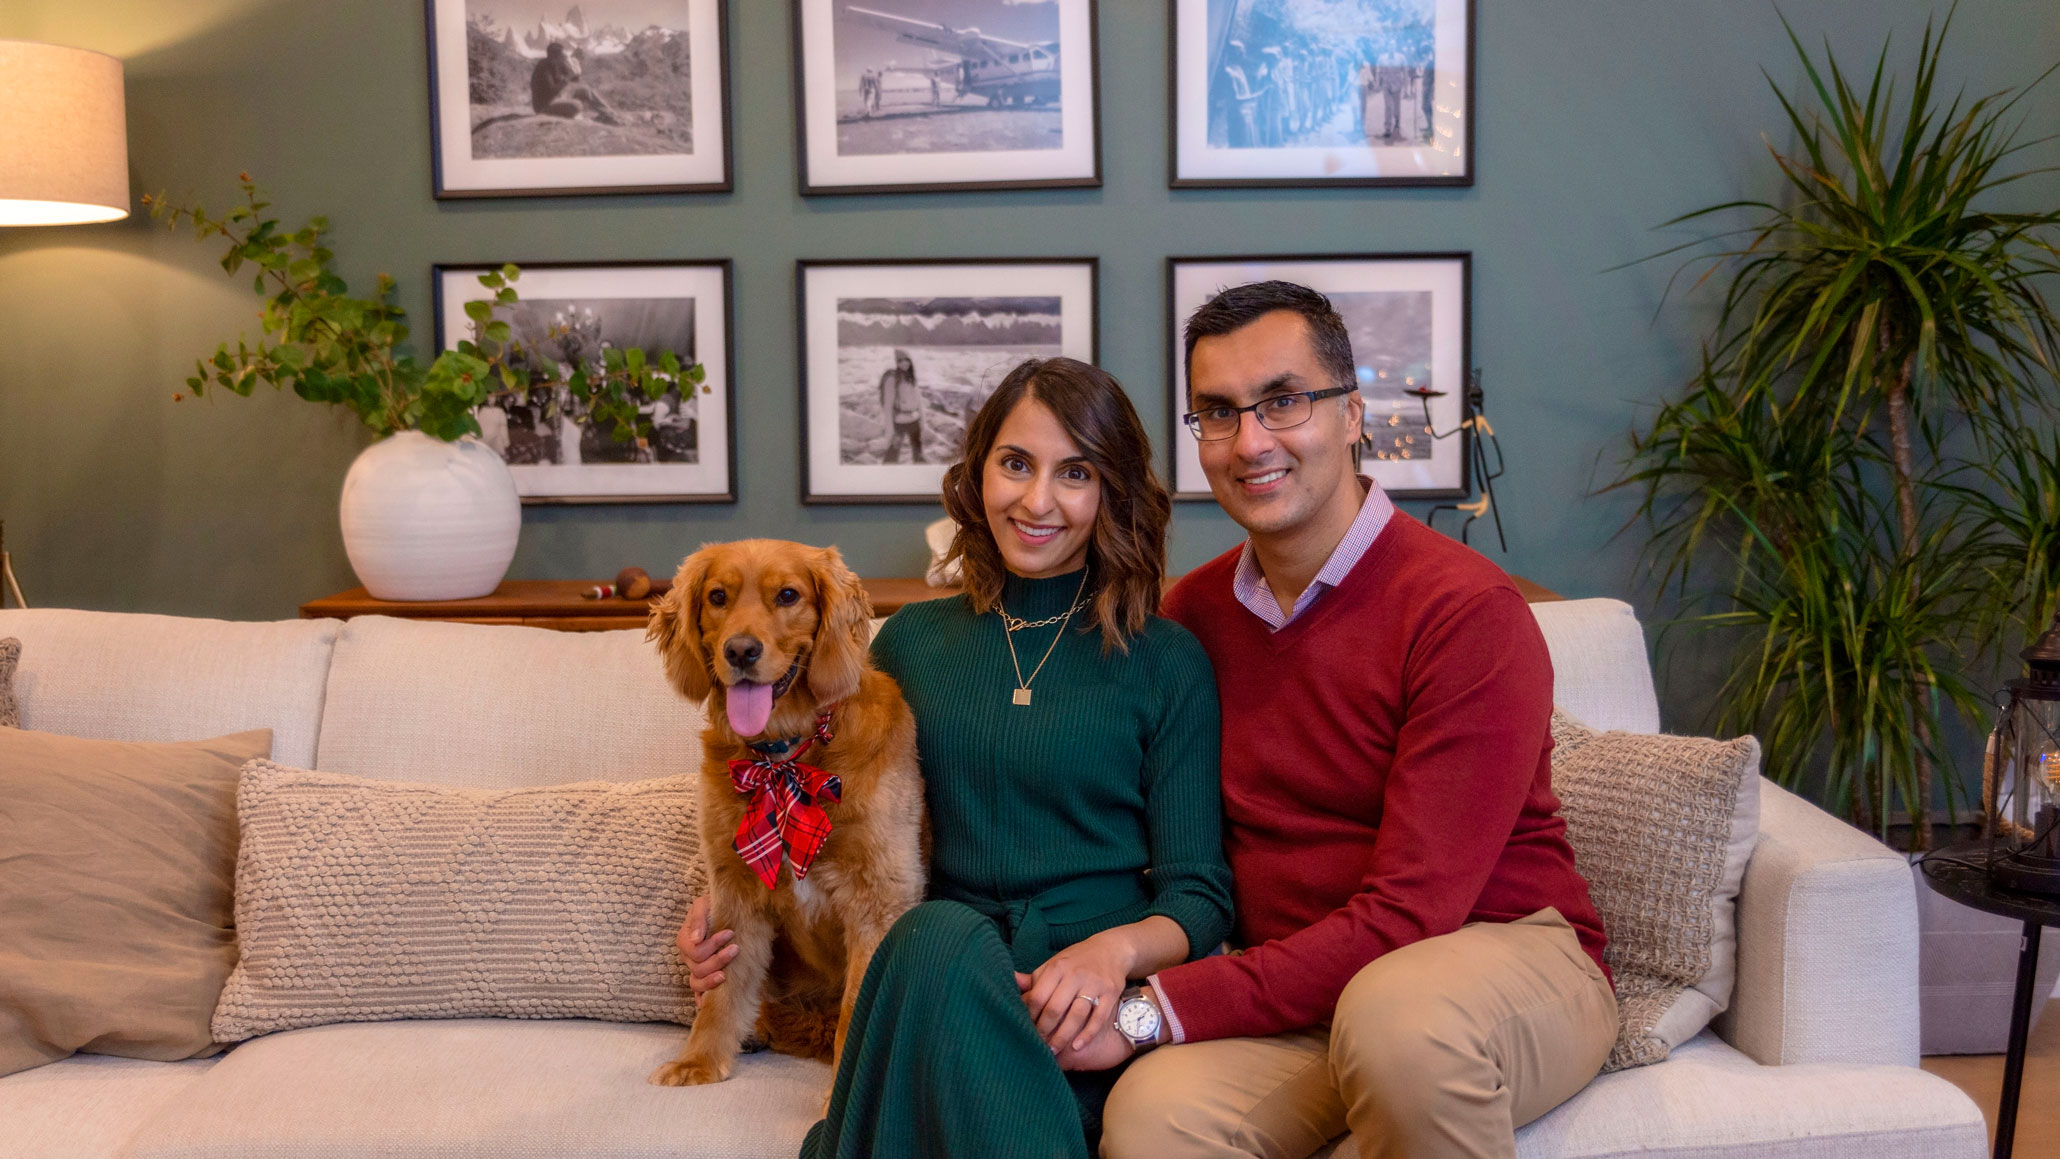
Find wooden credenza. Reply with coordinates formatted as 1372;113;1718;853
301;575;1561;632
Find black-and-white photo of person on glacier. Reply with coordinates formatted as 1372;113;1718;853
834;0;1065;155
1208;0;1434;149
836;296;1061;465
476;297;700;467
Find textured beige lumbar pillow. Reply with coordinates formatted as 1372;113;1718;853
0;637;19;728
0;726;273;1076
1550;710;1760;1071
213;761;704;1042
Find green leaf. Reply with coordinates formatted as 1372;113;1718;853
463;299;493;324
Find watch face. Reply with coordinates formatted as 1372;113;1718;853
1116;997;1159;1041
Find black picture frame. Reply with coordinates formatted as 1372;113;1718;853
798;257;1101;504
1165;252;1471;500
792;0;1103;196
1167;0;1475;188
432;259;738;505
425;0;733;199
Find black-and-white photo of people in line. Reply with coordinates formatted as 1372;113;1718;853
1208;0;1435;150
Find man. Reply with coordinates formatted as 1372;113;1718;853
877;348;924;464
1354;53;1377;142
1220;41;1266;149
1377;50;1407;141
530;41;623;126
1093;282;1616;1159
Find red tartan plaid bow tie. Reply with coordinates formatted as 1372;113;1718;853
726;710;841;891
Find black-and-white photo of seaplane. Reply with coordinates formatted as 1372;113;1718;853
840;2;1062;117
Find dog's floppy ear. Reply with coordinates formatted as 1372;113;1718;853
648;551;714;704
807;546;874;707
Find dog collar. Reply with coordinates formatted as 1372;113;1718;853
744;706;838;759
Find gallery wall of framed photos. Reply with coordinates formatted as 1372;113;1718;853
412;0;1477;521
23;0;2032;624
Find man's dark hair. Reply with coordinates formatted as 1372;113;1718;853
1182;280;1357;402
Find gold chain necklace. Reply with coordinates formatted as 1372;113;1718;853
1000;568;1090;707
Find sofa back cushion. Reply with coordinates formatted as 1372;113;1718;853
0;610;337;768
1528;598;1660;734
313;616;705;787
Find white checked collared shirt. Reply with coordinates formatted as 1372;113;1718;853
1229;476;1396;630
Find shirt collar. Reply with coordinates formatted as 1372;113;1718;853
1231;476;1394;630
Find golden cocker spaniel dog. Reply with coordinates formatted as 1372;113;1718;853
646;539;926;1088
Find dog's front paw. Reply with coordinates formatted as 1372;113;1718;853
649;1055;733;1086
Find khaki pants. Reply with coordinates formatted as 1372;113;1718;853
1102;909;1616;1159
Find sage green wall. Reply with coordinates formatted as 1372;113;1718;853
2;1;2055;730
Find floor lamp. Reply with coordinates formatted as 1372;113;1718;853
0;39;132;611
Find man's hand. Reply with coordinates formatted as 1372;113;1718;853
677;895;737;1005
1053;1023;1137;1072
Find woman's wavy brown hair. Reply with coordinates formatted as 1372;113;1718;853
942;357;1171;653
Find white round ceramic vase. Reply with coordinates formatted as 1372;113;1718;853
338;431;522;600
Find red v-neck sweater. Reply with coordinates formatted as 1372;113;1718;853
1154;512;1609;1042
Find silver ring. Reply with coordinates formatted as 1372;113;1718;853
1075;993;1100;1007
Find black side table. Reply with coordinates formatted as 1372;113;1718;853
1921;841;2060;1159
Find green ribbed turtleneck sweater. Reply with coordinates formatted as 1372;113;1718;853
870;567;1235;967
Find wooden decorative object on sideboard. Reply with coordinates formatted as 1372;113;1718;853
302;575;1562;632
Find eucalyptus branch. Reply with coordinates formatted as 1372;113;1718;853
144;175;708;448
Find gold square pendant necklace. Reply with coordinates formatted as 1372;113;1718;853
1000;569;1090;707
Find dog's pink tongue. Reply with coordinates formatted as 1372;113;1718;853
727;681;774;737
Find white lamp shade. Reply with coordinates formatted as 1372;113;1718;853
0;40;129;226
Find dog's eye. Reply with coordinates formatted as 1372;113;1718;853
707;589;727;607
776;587;800;607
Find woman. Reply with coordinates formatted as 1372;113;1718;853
683;357;1233;1157
879;348;925;464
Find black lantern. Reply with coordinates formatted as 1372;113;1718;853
1987;606;2060;895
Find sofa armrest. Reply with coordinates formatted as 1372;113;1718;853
1713;778;1919;1067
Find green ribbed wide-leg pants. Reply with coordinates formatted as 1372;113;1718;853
800;900;1121;1159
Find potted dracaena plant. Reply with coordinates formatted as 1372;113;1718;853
143;176;706;600
1613;9;2060;1052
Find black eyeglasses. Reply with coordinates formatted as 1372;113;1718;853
1183;385;1358;441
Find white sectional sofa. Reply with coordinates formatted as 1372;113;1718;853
0;598;1986;1158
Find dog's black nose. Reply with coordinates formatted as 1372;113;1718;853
724;636;763;670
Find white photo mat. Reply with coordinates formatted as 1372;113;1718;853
428;0;729;195
436;262;733;502
795;0;1099;192
801;260;1097;502
1168;256;1468;499
1171;0;1470;185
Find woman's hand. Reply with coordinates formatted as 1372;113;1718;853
677;895;738;1005
1017;929;1133;1054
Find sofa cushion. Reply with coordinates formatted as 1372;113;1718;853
314;616;704;788
1508;1032;1983;1158
0;727;272;1077
1551;713;1759;1070
1529;599;1661;734
0;1054;219;1159
212;762;702;1042
0;636;19;728
0;609;337;769
125;1019;830;1159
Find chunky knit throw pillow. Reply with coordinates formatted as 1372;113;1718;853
1550;710;1760;1070
0;637;19;728
213;761;704;1041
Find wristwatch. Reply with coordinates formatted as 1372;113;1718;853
1114;984;1164;1050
